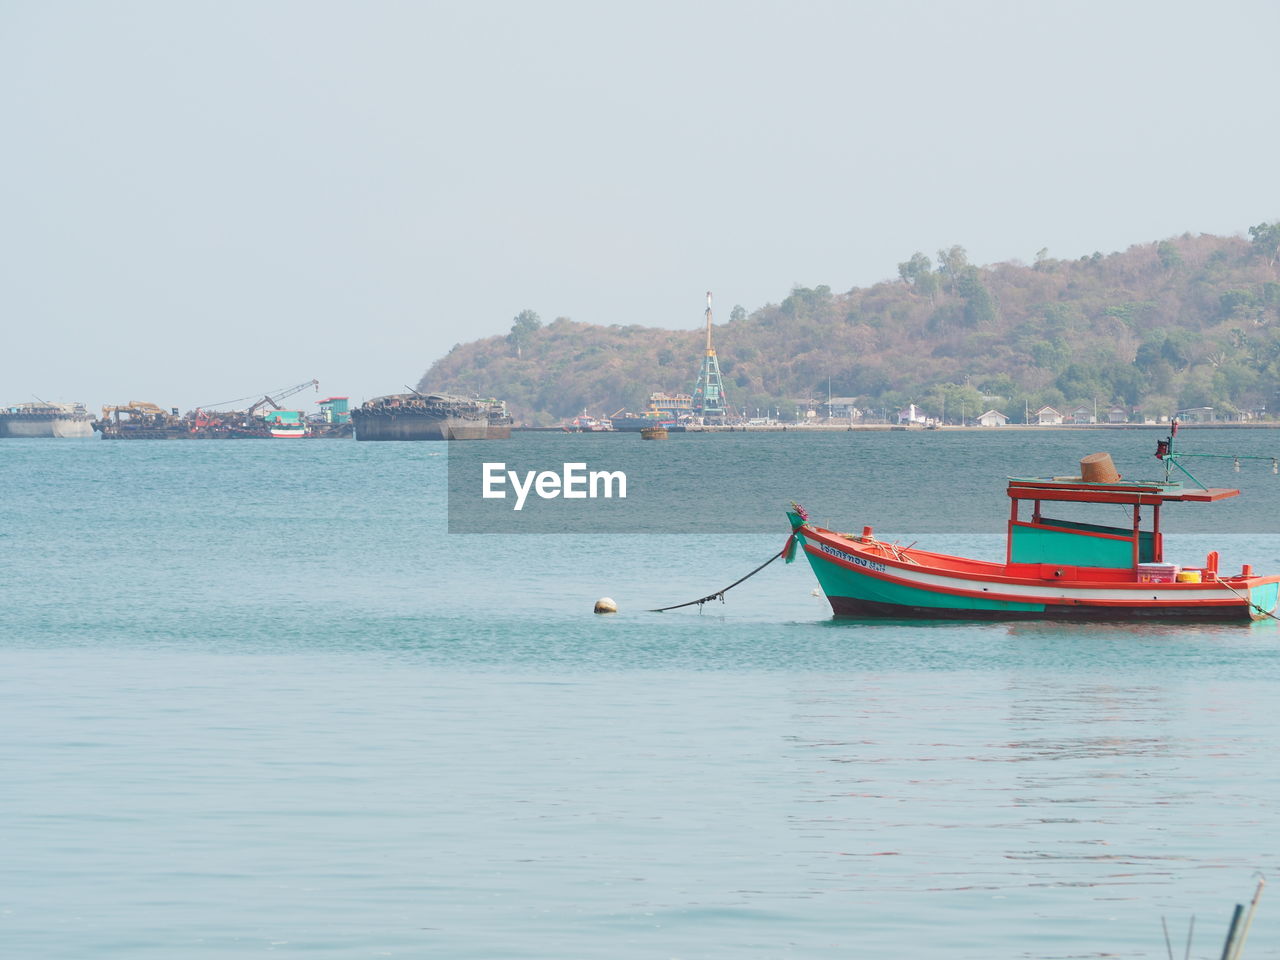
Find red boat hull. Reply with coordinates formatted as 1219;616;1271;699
791;521;1280;623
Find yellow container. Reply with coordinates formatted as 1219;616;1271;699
1176;570;1202;583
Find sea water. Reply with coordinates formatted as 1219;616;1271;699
3;431;1280;959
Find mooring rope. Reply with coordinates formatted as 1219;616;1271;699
1213;578;1280;622
649;546;789;613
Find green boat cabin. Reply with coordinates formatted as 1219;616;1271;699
1004;478;1237;578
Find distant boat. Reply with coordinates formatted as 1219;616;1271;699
640;424;668;440
610;412;661;432
612;392;694;431
565;412;614;432
787;434;1280;622
264;410;309;438
268;419;308;439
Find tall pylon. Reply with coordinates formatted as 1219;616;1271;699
692;291;727;423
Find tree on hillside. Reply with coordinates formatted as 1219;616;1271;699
1030;338;1071;372
937;245;969;287
897;252;931;284
507;309;542;359
1156;240;1183;274
925;382;984;423
897;252;939;301
1249;222;1280;271
956;269;998;327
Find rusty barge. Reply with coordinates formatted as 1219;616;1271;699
93;385;354;439
351;393;512;441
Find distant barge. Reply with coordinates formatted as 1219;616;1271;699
93;396;353;439
0;402;94;438
351;393;511;441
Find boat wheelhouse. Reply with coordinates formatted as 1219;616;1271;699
263;409;309;438
787;444;1280;622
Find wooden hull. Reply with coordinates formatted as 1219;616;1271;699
791;519;1280;623
825;595;1267;622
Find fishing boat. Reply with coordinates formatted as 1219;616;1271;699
268;421;308;438
786;432;1280;622
263;410;309;438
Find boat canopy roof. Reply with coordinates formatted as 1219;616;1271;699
1006;477;1239;505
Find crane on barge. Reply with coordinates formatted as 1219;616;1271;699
245;379;320;418
192;379;320;437
198;379;320;414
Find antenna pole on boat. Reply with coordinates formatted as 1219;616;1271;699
1156;419;1204;487
1157;418;1280;488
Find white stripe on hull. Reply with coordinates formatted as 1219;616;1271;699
805;535;1253;606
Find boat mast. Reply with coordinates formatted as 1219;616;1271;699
1156;418;1280;487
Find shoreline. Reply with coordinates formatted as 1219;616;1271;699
517;421;1277;434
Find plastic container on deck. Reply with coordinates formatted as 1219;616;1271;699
1175;570;1202;583
1136;562;1180;583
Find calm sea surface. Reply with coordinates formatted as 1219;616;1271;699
4;430;1280;959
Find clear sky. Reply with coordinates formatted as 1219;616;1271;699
3;0;1278;413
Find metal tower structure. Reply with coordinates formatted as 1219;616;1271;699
692;291;727;423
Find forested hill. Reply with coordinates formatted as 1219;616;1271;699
419;225;1280;424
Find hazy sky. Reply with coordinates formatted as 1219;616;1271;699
3;0;1278;412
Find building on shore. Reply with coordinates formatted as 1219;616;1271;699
823;397;862;420
1176;406;1215;423
897;403;929;425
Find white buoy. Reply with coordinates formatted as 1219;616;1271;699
594;597;618;614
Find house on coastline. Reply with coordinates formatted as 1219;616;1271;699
823;397;862;420
977;409;1009;427
1034;405;1064;425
